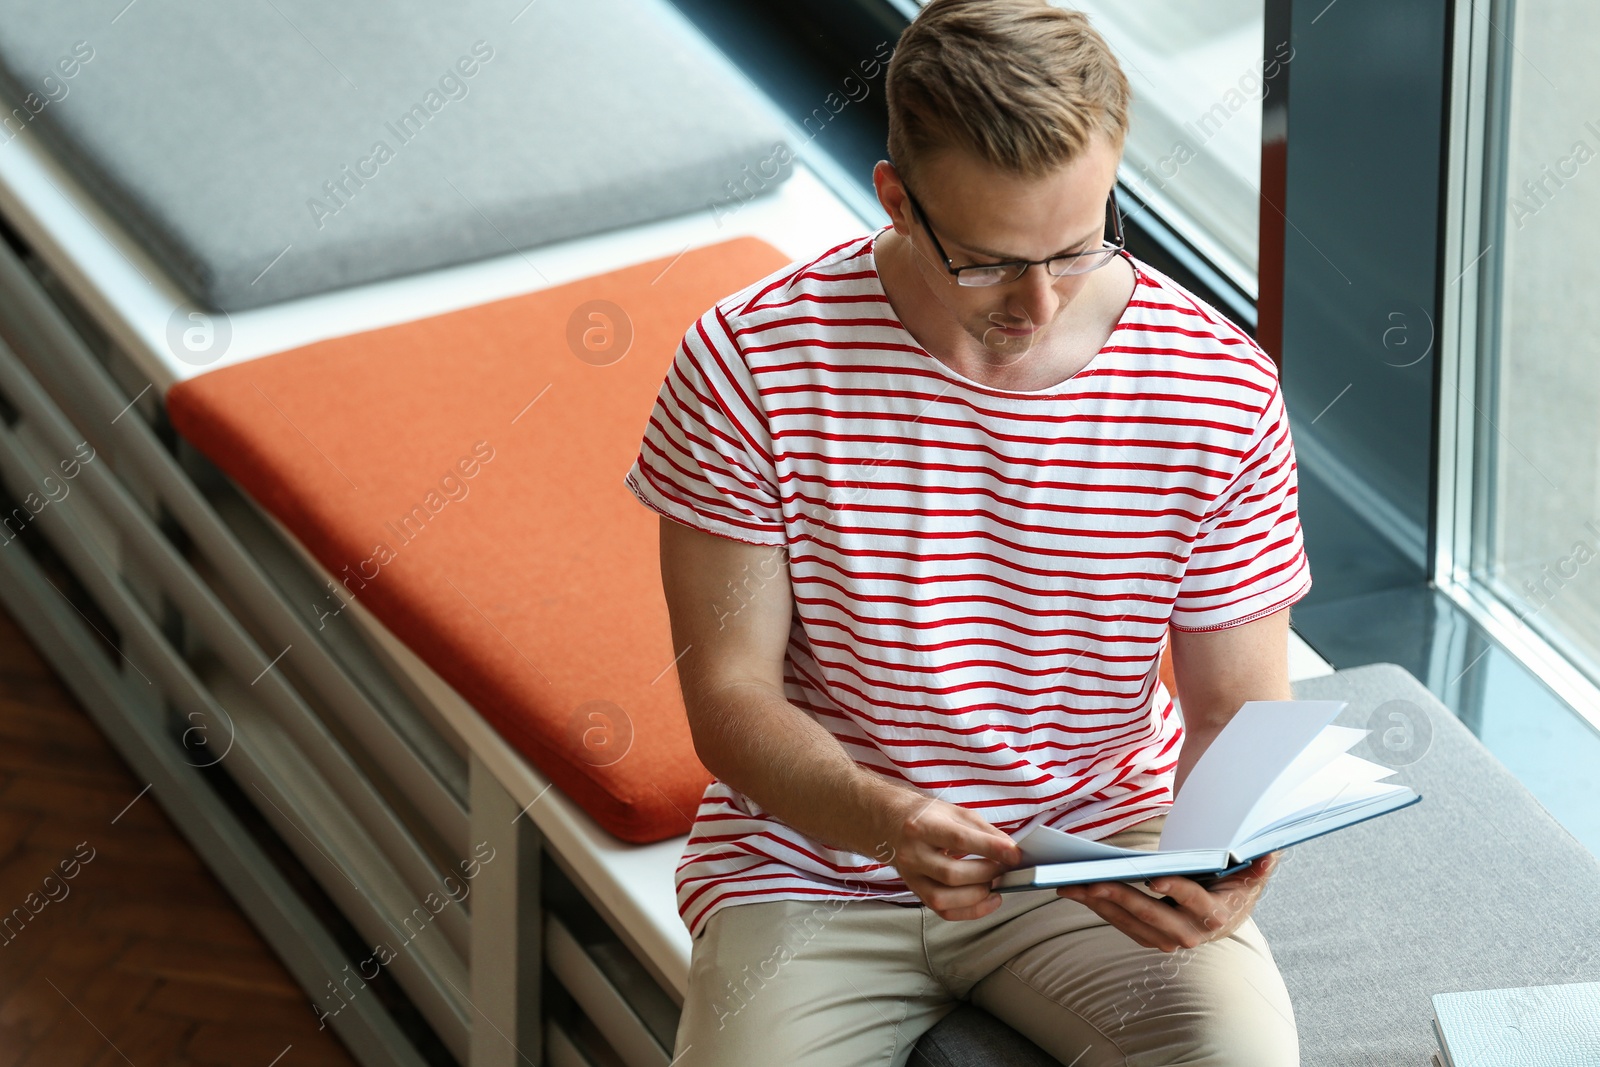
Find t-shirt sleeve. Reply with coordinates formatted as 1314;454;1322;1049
623;303;787;547
1169;376;1312;631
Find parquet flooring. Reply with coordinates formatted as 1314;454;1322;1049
0;605;361;1066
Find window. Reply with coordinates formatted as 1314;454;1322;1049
1441;0;1600;732
1053;0;1265;298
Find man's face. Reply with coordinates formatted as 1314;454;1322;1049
880;133;1122;363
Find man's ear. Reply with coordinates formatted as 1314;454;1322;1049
873;160;912;234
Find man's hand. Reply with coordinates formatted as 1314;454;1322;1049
880;793;1022;922
1054;851;1281;952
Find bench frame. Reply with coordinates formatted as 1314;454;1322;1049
0;216;683;1066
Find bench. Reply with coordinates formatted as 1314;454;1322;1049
166;239;1600;1065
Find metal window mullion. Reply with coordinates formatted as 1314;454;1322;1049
1435;0;1492;592
1465;0;1518;586
1429;0;1600;734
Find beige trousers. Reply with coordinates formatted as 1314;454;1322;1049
672;815;1299;1066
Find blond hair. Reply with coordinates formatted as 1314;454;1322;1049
885;0;1130;186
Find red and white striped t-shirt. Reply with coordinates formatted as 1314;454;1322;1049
624;226;1312;938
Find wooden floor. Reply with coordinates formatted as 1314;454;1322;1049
0;605;360;1067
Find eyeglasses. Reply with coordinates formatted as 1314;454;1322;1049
892;164;1125;287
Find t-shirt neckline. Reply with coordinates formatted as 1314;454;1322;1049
866;223;1143;399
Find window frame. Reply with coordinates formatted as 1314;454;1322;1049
1433;0;1600;735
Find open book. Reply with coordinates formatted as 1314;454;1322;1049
996;699;1422;891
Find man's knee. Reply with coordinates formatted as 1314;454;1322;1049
1153;1004;1299;1067
1121;945;1300;1067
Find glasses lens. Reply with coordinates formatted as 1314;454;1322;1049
956;264;1023;287
1047;246;1118;277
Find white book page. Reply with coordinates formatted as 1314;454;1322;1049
1014;850;1232;887
1239;777;1410;843
1237;750;1398;841
1234;788;1419;859
1157;700;1347;851
1014;823;1161;865
1231;726;1371;844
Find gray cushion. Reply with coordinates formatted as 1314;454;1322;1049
911;1004;1056;1067
1259;663;1600;1065
0;0;793;310
910;663;1600;1065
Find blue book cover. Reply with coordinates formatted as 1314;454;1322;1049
1432;981;1600;1066
996;700;1422;891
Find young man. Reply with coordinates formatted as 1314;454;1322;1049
623;2;1310;1063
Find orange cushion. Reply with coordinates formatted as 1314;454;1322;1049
168;238;793;843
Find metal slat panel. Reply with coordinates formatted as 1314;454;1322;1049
547;1020;597;1067
0;239;471;850
0;448;434;1067
467;753;542;1067
0;398;472;1062
0;332;470;964
203;666;474;1061
545;915;670;1067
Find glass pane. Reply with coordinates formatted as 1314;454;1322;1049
1479;1;1600;682
1058;0;1265;288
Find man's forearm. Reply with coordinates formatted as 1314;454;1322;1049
1172;718;1226;797
1171;685;1294;796
688;680;917;860
1168;610;1297;803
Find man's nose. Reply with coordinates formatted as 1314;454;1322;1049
1008;262;1061;326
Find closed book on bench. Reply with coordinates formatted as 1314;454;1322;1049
996;699;1422;891
1431;981;1600;1067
